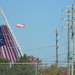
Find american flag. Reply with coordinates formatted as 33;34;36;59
0;25;19;63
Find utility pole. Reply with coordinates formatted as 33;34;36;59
67;9;70;75
62;11;71;75
53;30;59;75
71;5;74;75
64;4;75;75
55;30;61;75
56;30;58;67
67;5;75;75
53;30;61;67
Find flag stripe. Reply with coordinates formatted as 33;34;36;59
0;25;20;63
0;26;6;58
3;45;7;58
5;26;18;61
4;26;15;62
4;45;9;59
0;47;4;58
1;25;14;63
5;26;19;59
1;26;13;62
1;46;6;58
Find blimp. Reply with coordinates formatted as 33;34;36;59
16;24;26;28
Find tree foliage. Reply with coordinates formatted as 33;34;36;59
0;55;69;75
0;54;35;75
9;54;35;75
0;57;9;63
0;57;9;75
38;64;61;75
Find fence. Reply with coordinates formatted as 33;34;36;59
0;63;75;75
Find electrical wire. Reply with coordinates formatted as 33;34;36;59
23;42;68;51
41;53;67;60
56;0;71;30
56;0;72;34
23;45;55;51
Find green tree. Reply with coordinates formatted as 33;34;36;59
0;54;36;75
9;54;35;75
0;57;9;75
0;57;9;63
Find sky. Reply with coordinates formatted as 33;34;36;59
0;0;75;64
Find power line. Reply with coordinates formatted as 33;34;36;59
55;0;71;30
41;53;67;60
23;42;68;52
23;45;55;51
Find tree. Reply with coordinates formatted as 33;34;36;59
9;54;35;75
38;64;61;75
0;57;10;75
49;64;61;75
0;54;41;75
